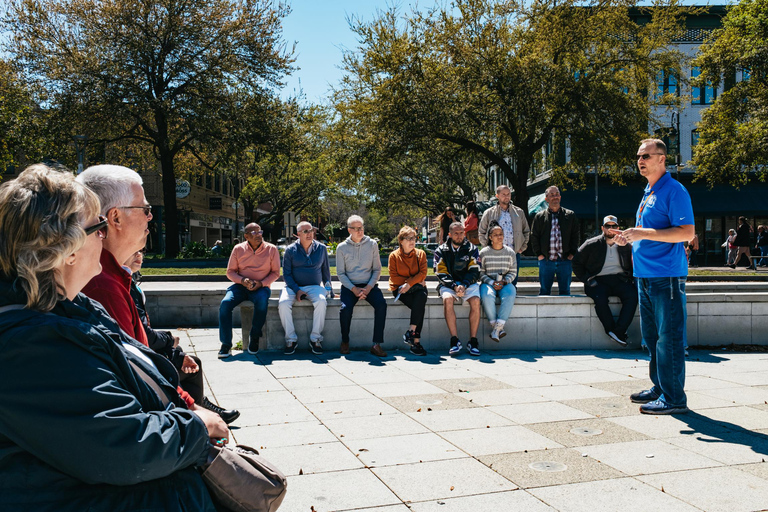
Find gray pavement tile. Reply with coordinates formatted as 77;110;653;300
515;359;597;373
208;389;296;409
344;433;466;467
234;421;337;449
666;432;768;465
232;401;316;427
734;461;768;481
453;388;547;406
406;407;515;432
350;506;412;512
487;402;594;425
304;397;400;420
560;396;642;418
696;385;768;405
587;379;654;398
698;405;768;430
407;490;556;512
382;393;480;413
371;458;517;502
492;372;574;388
288;384;374;403
278;469;402;511
479;447;626;489
440;425;563;456
204;373;284;394
279;373;356;390
362;380;447;398
526;418;651;448
685;390;744;410
717;371;768;386
528;477;702;512
323;413;429;441
580;439;722;476
528;384;618;401
684;374;745;390
257;441;364;476
340;368;421;385
261;360;341;379
399;366;485;381
553;370;636;384
426;376;512;393
608;413;731;440
638;466;768;512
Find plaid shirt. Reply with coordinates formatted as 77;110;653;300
549;213;563;260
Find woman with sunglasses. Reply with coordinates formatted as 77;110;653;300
0;165;224;511
389;226;428;355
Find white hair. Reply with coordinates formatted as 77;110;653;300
296;221;313;232
346;215;364;227
76;165;143;215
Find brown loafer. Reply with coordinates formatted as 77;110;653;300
370;344;388;357
340;342;350;354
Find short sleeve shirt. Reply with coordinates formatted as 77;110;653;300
632;172;694;278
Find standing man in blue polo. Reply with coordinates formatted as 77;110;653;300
612;138;694;415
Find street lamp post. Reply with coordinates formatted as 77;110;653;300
73;135;87;174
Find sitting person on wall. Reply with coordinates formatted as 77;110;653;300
389;226;428;356
125;249;240;424
0;165;227;511
478;222;518;343
573;215;637;346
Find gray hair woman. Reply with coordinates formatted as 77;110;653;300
0;164;223;511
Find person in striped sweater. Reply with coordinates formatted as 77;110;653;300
479;222;518;342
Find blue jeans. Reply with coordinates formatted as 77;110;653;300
480;283;517;324
219;284;271;348
538;258;572;295
638;277;687;407
340;284;387;345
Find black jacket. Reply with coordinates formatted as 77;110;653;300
530;207;580;259
434;238;481;290
573;234;633;283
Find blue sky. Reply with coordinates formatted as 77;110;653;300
280;1;439;104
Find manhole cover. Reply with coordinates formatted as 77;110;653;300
570;427;603;436
529;461;567;472
416;399;443;406
602;403;624;409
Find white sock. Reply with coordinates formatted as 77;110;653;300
496;321;506;330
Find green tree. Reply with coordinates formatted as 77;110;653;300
335;0;689;213
4;0;293;257
691;0;768;186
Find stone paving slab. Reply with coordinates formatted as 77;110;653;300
176;328;768;511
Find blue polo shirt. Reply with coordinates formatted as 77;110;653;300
632;172;694;278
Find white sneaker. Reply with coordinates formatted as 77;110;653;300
489;325;501;342
496;321;507;339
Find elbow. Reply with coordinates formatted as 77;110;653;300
681;225;695;240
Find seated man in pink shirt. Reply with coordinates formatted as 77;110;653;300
218;223;280;358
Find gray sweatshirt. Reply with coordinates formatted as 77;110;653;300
336;235;381;289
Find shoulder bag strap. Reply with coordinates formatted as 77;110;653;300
128;360;171;408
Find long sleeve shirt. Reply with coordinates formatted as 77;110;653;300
388;248;428;291
225;241;280;287
282;240;331;293
336;236;381;289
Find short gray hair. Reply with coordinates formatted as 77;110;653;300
76;165;143;215
347;215;364;227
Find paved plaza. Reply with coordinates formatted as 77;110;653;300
183;328;768;512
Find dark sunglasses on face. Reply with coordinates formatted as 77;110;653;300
637;153;664;160
119;205;152;216
84;215;108;239
246;230;263;236
604;223;618;228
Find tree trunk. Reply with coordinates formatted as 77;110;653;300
160;149;180;258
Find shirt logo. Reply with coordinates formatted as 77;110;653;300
646;195;657;208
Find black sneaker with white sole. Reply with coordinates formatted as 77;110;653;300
310;341;323;355
410;342;427;356
218;345;232;359
284;342;296;355
608;331;628;347
246;340;259;355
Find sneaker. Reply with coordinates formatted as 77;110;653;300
410;342;427;356
370;344;388;357
202;397;241;424
218;345;232;359
449;337;462;357
630;389;660;403
246;339;259;355
403;330;415;345
340;342;350;355
489;325;501;342
640;399;689;415
498;327;507;339
310;341;323;355
608;331;628;347
284;342;296;355
467;338;480;356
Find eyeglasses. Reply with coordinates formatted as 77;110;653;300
119;205;152;217
298;229;315;234
603;223;618;228
637;153;664;160
402;236;416;242
84;215;108;240
246;230;263;236
348;226;364;232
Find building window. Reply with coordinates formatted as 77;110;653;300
655;70;678;103
691;129;699;148
205;173;212;190
214;172;220;192
195;174;203;187
691;67;716;105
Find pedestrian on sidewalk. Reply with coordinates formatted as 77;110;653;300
731;217;755;269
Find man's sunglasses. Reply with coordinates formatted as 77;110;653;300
119;205;152;217
84;216;108;239
637;153;664;160
604;223;619;229
246;230;263;236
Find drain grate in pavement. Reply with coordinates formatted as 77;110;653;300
529;461;568;472
570;427;603;436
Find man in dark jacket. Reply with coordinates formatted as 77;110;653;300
530;186;580;295
434;222;482;357
732;216;755;269
574;215;638;346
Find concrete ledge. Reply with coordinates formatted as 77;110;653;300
143;285;768;352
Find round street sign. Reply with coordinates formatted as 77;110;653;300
176;179;191;199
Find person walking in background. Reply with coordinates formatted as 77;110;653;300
688;233;699;268
725;228;737;265
732;216;755;269
436;206;458;243
336;215;388;358
464;201;480;245
530;185;579;295
756;225;768;267
479;222;518;343
478;184;530;287
613;138;694;415
389;226;429;356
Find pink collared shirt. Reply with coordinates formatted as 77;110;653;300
226;241;280;287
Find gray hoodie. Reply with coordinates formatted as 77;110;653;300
336;235;381;290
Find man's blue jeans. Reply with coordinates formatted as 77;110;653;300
638;277;687;407
219;284;271;348
538;258;572;295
